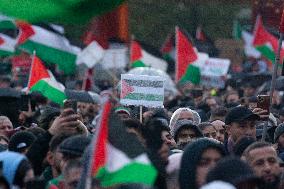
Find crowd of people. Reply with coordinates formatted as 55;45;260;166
0;59;284;189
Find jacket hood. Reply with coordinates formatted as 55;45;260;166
179;138;226;189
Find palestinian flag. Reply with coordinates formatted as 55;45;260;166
89;100;157;187
160;33;176;62
0;33;16;56
175;27;200;84
252;16;284;63
27;55;66;105
232;20;242;40
17;22;80;75
120;74;164;107
0;0;125;24
130;40;168;72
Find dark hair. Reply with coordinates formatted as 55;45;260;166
63;159;82;177
198;122;213;131
242;141;272;160
14;159;32;188
123;119;142;130
49;134;72;152
210;106;228;121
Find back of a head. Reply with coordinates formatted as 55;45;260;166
233;137;256;157
8;131;36;153
210;106;228;122
179;138;226;189
59;135;91;159
49;133;73;152
206;156;257;187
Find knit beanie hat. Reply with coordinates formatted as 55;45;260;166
206;157;261;186
171;119;203;141
59;135;91;157
8;131;36;153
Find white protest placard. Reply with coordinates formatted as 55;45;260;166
120;74;165;107
200;58;230;88
101;48;128;69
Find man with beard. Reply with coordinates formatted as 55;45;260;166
242;142;282;189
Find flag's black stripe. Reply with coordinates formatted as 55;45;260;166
124;79;163;88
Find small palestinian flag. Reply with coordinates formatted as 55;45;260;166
27;55;67;105
89;100;157;187
130;40;168;72
120;74;165;108
175;26;200;84
253;16;284;64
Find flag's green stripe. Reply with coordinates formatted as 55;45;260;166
96;163;157;187
131;60;146;67
0;21;16;29
31;80;66;105
123;79;164;88
179;64;201;84
0;50;14;57
124;93;163;101
18;40;76;75
255;45;275;63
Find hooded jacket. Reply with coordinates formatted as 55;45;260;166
179;138;226;189
0;151;26;187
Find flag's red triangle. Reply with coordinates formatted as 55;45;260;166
16;21;35;44
27;55;49;89
121;80;134;98
130;40;142;62
160;34;174;54
175;27;198;82
92;100;112;175
0;37;4;45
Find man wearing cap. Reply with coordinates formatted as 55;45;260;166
225;106;260;153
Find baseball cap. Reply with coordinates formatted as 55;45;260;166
225;106;260;125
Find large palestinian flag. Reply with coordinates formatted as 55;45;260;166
89;100;157;187
27;55;66;105
130;40;168;72
253;16;284;63
175;27;200;84
17;22;80;75
0;0;126;24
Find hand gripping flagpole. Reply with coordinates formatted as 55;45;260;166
262;12;284;141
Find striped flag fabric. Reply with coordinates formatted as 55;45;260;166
120;74;165;107
88;100;157;187
17;23;80;74
27;55;67;105
252;16;284;63
175;26;200;84
130;40;168;72
0;33;16;56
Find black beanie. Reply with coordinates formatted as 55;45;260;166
8;131;36;152
206;157;260;186
38;106;60;130
274;123;284;143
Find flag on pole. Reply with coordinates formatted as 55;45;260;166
130;40;168;72
160;33;175;62
89;100;157;187
175;27;200;84
17;22;80;75
27;55;67;105
0;33;16;56
252;16;284;63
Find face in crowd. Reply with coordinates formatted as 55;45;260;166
227;119;257;143
0;116;13;137
211;120;225;143
242;143;282;188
